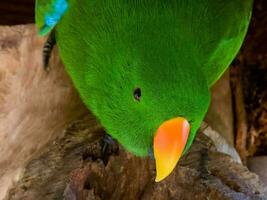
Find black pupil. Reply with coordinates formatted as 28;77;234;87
134;88;141;101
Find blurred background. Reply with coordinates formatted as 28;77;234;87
0;0;34;25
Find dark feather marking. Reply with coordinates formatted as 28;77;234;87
43;30;56;71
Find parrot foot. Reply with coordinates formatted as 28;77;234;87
198;148;210;180
82;135;118;165
100;135;119;165
42;30;56;71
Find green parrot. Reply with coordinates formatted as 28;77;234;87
35;0;253;181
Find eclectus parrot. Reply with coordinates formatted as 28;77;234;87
35;0;253;181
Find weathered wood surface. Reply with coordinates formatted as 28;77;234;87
205;69;234;146
0;25;266;200
6;115;267;200
0;25;86;200
232;0;267;160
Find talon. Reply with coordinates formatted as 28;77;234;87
100;135;118;165
43;30;56;71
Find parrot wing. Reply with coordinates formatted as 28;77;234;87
35;0;68;36
195;0;253;86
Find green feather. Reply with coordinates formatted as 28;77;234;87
195;1;253;86
36;0;252;156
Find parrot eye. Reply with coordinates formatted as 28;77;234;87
133;88;141;102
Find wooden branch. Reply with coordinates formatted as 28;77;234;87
6;116;267;200
0;24;266;200
230;60;249;164
0;25;87;200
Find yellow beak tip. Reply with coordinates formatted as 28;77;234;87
154;164;177;182
155;176;164;182
155;178;160;182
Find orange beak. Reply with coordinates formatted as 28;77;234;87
153;117;190;182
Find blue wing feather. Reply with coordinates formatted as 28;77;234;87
37;0;68;36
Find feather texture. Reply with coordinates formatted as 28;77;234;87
35;0;253;156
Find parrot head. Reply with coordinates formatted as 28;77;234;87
84;36;210;182
73;7;211;182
